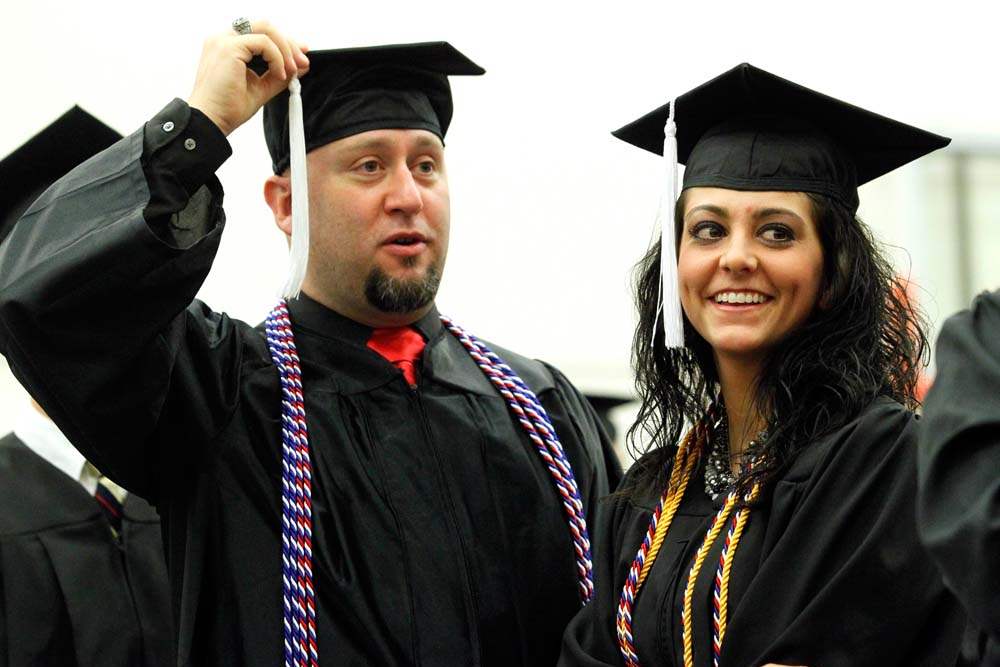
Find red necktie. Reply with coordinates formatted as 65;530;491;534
367;327;426;387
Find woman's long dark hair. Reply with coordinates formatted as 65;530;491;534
625;192;928;498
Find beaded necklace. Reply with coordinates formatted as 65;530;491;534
705;414;768;503
703;415;734;502
265;301;594;667
617;410;762;667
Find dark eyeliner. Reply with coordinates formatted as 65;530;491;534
759;222;795;243
690;220;723;241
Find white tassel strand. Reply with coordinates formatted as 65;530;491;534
658;98;685;348
282;76;310;299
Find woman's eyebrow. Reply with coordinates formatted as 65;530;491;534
755;207;804;222
685;204;727;219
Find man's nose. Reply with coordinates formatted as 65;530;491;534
384;166;423;216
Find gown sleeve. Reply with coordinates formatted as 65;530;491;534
917;289;1000;645
734;399;966;666
0;99;240;501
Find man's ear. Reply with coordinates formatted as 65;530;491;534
264;174;293;237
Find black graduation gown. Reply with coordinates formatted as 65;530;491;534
0;433;174;666
560;397;966;666
0;105;619;666
918;289;1000;666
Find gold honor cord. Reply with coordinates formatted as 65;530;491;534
620;414;764;667
681;493;739;666
617;425;709;667
715;489;757;651
636;428;703;588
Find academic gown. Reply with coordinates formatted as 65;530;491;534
0;434;174;666
918;289;1000;666
0;100;619;666
560;397;966;667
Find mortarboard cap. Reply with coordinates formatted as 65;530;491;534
263;41;485;175
612;63;951;213
262;41;484;299
612;63;950;349
0;106;121;244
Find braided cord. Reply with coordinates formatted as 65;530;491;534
711;513;738;666
712;482;760;665
616;424;707;667
265;301;319;667
681;493;739;667
264;305;597;664
639;428;703;588
615;403;761;667
439;316;595;603
711;508;744;665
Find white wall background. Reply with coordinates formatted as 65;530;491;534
4;0;999;453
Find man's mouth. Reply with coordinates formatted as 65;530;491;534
382;233;428;256
383;232;428;246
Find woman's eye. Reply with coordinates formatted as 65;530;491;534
760;224;794;243
691;221;724;241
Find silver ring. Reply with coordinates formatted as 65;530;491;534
231;17;253;35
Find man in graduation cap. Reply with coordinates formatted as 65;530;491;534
0;107;174;666
0;20;618;667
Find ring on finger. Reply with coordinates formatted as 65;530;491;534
231;17;253;35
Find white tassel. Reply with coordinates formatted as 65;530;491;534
282;76;310;299
659;99;685;348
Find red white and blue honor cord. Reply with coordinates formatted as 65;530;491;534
265;301;319;667
266;301;594;666
440;316;595;603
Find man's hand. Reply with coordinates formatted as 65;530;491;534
188;20;310;136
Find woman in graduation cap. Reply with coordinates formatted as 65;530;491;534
559;65;968;667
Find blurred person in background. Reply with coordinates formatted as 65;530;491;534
0;107;173;666
918;289;1000;666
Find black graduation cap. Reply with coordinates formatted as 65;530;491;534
262;41;484;298
263;41;485;175
0;106;122;244
612;63;951;213
613;64;950;349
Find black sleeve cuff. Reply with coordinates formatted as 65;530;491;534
143;98;232;193
141;99;232;219
140;99;233;245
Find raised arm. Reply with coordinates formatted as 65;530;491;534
0;21;308;499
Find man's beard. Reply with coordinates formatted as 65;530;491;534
364;260;441;314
